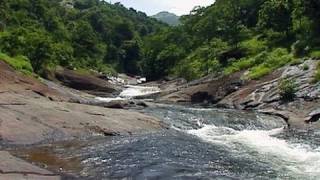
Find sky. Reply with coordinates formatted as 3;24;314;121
112;0;214;16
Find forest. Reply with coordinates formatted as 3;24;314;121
1;0;320;81
0;0;166;76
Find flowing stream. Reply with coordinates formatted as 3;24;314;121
95;85;160;102
18;86;320;179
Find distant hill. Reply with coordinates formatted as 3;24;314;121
152;11;180;26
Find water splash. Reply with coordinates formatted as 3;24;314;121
119;85;160;98
95;97;125;102
95;85;160;102
188;125;320;178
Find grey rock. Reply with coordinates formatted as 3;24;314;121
305;109;320;123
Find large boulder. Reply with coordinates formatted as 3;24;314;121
305;109;320;123
0;92;165;145
0;61;68;102
0;61;165;145
218;60;320;110
158;71;244;104
217;60;320;127
52;67;121;97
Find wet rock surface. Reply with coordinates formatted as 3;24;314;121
218;60;320;127
158;72;244;103
0;151;61;180
0;92;164;145
0;61;165;178
1;58;320;178
158;60;320;127
305;108;320;123
50;67;121;97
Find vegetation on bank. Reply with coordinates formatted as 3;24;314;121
1;0;320;82
142;0;320;81
0;52;33;75
313;62;320;83
278;77;297;101
0;0;165;76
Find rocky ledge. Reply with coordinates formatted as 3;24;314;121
157;59;320;128
0;61;165;178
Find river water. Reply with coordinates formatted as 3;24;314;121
41;104;319;179
17;86;320;179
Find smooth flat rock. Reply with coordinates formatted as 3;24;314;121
0;151;60;180
0;174;60;180
53;67;121;97
0;60;164;145
0;92;164;145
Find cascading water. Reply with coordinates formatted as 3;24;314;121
95;85;160;102
149;105;320;179
47;104;320;179
119;85;160;98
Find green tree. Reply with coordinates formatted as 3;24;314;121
258;0;292;35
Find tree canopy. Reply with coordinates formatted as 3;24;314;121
1;0;320;81
141;0;320;80
0;0;166;75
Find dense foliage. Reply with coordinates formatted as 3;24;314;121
278;77;297;101
1;0;320;81
0;0;165;75
142;0;320;80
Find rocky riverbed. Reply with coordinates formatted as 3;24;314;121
0;59;320;179
156;59;320;129
0;61;165;179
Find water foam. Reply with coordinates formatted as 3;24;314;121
120;85;160;98
95;97;125;102
188;125;320;177
95;85;160;103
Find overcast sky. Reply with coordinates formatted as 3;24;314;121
112;0;214;16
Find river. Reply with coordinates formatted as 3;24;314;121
15;86;320;179
59;104;317;179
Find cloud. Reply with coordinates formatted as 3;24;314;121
114;0;214;16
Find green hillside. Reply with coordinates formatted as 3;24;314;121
142;0;320;81
0;0;166;76
1;0;320;82
152;11;180;26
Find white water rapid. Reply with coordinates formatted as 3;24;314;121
188;125;320;179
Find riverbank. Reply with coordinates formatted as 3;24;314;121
0;61;165;179
156;59;320;129
1;58;320;179
8;104;320;179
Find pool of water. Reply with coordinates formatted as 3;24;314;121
16;104;320;179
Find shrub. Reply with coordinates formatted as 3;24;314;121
97;64;117;76
224;51;268;75
278;78;297;101
310;50;320;59
240;36;267;56
302;64;309;71
0;52;33;75
267;48;293;67
248;66;272;80
174;59;203;81
289;58;303;66
292;40;310;57
312;62;320;83
248;48;294;79
224;57;253;74
172;42;224;80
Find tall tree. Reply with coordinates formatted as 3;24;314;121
258;0;292;35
